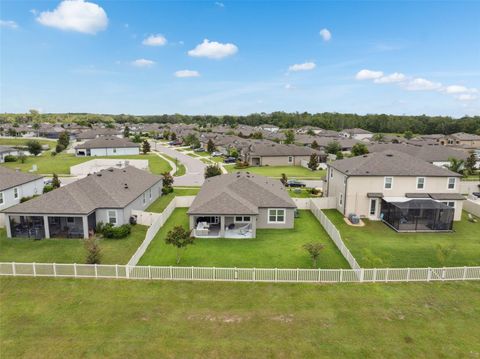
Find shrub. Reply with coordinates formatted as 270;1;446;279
43;184;54;193
3;155;17;162
20;195;39;203
55;144;65;153
101;223;131;239
204;164;222;179
50;151;57;157
162;186;174;195
310;188;320;195
96;221;105;233
84;237;102;264
234;161;249;169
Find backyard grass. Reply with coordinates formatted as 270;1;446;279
139;209;349;269
1;277;479;358
0;225;147;264
146;187;200;213
0;152;171;175
287;187;321;198
324;209;480;268
0;137;56;149
226;165;326;179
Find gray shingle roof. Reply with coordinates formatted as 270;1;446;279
75;136;139;150
3;166;161;215
247;143;320;157
188;173;296;215
368;143;467;162
0;167;43;191
329;150;462;177
450;132;480;141
0;145;16;154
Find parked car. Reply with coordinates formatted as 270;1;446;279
168;140;183;146
224;157;237;163
286;179;306;187
211;151;223;157
194;147;205;153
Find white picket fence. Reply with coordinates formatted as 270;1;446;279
1;262;479;283
310;201;361;270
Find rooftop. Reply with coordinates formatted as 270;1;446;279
75;136;139;150
0;167;43;192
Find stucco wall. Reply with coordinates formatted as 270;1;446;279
254;155;311;166
0;178;45;213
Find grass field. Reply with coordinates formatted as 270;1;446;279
0;152;171;175
139;209;349;269
158;152;186;176
324;210;480;268
1;277;479;358
0;137;56;149
146;188;200;213
225;165;326;179
0;225;147;264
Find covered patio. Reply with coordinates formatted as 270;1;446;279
380;198;454;232
191;215;256;238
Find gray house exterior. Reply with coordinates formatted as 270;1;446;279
188;172;296;238
2;166;162;239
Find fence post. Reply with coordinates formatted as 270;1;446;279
463;266;467;280
213;267;216;280
94;264;98;278
12;262;16;276
126;265;130;279
385;268;389;283
407;268;410;282
427;267;431;282
74;263;77;278
275;268;278;282
169;266;173;280
296;268;299;282
373;268;377;282
253;268;256;281
359;268;364;283
53;263;57;277
339;268;343;282
149;265;152;279
32;263;36;277
191;266;194;280
115;264;118;279
317;268;321;282
234;267;238;280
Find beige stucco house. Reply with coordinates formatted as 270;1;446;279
326;151;465;232
243;142;323;166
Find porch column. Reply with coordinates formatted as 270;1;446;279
219;216;225;237
82;215;89;239
5;215;12;238
43;216;50;239
251;217;257;238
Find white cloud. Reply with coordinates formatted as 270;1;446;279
142;34;167;46
0;20;19;29
374;72;406;84
319;28;331;42
456;93;477;101
404;78;442;91
215;2;225;7
288;62;316;72
36;0;108;34
132;59;155;67
174;70;200;78
355;69;384;80
444;85;470;94
284;84;295;90
188;39;238;59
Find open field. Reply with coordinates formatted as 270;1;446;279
139;209;349;269
146;188;200;213
1;277;479;358
324;210;480;268
0;137;56;149
0;152;171;175
0;226;147;264
225;165;326;179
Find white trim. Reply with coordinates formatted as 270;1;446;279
107;210;118;225
416;177;426;190
13;187;19;199
288;156;293;163
447;177;456;190
234;216;251;223
369;198;377;216
267;209;286;224
442;201;455;208
384;177;393;190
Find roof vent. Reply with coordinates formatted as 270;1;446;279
385;154;393;157
124;183;128;189
96;173;102;177
108;168;114;172
362;155;368;158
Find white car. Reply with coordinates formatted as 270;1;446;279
211;151;223;157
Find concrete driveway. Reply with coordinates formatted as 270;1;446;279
151;142;206;186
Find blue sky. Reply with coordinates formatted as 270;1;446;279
1;1;479;117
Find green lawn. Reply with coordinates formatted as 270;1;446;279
226;165;326;179
139;209;349;269
287;188;321;198
324;209;480;268
1;277;479;358
0;137;56;149
146;188;200;213
0;225;147;264
158;152;186;176
0;152;171;175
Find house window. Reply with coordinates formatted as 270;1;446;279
142;192;146;204
384;177;393;190
330;169;333;178
442;201;455;208
149;188;152;200
339;193;343;206
113;148;117;153
447;177;456;190
288;156;293;163
67;217;75;223
234;216;251;223
13;187;19;199
108;210;117;225
0;192;3;205
370;199;377;216
268;209;285;223
416;177;425;190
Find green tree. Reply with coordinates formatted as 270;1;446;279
311;140;319;150
26;140;42;156
207;139;216;153
251;131;263;139
325;141;341;154
229;147;239;158
85;237;102;264
351;143;369;156
205;164;222;178
132;134;142;143
335;151;344;160
303;243;325;268
52;173;61;189
170;132;177;141
436;244;456;266
307;154;319;171
464;152;477;175
58;131;70;149
280;173;288;186
447;157;464;174
404;130;413;139
123;125;130;138
165;226;194;264
162;172;174;194
307;129;315;136
372;133;385;142
284;130;295;144
142;140;151;154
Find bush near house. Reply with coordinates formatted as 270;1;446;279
99;223;132;239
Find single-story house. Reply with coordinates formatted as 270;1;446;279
188;172;297;238
243;142;325;166
437;132;480;149
75;128;122;141
326;150;465;232
339;128;374;141
75;136;140;157
2;166;162;239
0;146;19;163
0;167;45;227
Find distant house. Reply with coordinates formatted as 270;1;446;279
0;146;19;163
339;128;373;141
75;129;122;141
75;136;140;157
2;166;162;239
295;126;324;135
0;167;45;227
437;133;480;151
188;172;296;238
257;124;280;133
326;151;464;232
243;142;324;166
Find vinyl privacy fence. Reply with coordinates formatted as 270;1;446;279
1;262;479;283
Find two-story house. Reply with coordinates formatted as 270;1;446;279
325;151;464;232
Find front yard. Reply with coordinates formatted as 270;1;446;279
139;209;349;269
0;225;147;264
324;209;480;268
0;151;171;175
225;165;326;179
